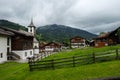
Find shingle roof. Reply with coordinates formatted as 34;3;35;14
94;27;120;39
34;38;39;43
0;26;33;37
0;28;14;36
70;36;85;40
98;32;110;38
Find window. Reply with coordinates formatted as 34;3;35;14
34;46;37;48
7;48;9;54
30;51;32;55
25;52;27;57
30;27;32;32
7;37;9;46
0;53;3;58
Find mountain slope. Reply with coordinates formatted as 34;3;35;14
0;20;97;43
36;24;97;42
0;19;27;30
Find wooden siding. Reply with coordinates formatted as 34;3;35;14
11;34;33;50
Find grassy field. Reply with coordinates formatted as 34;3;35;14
0;60;120;80
43;45;120;60
0;45;120;80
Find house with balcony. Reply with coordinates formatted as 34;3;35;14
94;27;120;48
70;36;86;48
40;42;62;52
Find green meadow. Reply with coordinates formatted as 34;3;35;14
0;45;120;80
0;61;120;80
43;45;120;60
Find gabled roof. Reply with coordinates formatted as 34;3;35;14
0;26;33;37
40;42;61;48
0;27;14;36
70;36;85;40
98;32;110;38
94;27;120;39
45;42;61;46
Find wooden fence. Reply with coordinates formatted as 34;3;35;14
28;49;120;71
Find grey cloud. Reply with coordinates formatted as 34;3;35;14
0;0;120;34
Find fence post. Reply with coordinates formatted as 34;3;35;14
44;52;46;58
73;56;75;67
51;59;55;70
40;53;42;59
28;57;33;71
116;49;119;60
93;52;96;63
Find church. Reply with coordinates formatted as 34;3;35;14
27;19;39;57
0;20;39;63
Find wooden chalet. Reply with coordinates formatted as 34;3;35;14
70;36;86;48
94;27;120;48
39;42;47;52
0;27;34;60
40;42;62;52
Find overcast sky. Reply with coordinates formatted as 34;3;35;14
0;0;120;34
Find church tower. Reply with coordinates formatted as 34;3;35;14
28;19;39;55
28;19;36;36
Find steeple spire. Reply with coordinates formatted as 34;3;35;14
28;18;35;27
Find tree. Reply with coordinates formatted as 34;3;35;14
99;32;106;35
36;33;42;42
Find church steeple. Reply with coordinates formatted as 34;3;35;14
28;18;36;36
28;18;35;27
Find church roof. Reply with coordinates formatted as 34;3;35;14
34;38;39;43
28;19;36;27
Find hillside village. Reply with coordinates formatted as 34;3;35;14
1;0;120;80
0;19;120;63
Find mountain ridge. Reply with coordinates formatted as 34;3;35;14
0;19;27;30
37;24;97;43
0;19;97;43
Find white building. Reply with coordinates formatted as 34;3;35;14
0;26;34;63
0;19;40;63
0;28;14;63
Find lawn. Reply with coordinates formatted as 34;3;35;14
43;45;120;60
0;45;120;80
0;60;120;80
